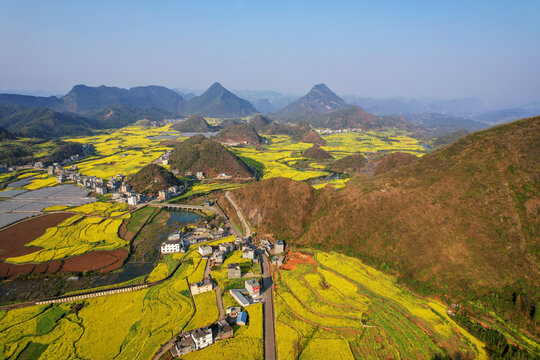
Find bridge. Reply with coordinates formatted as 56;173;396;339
154;202;229;221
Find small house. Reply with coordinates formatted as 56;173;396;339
190;279;213;295
237;311;248;326
227;263;241;279
198;245;213;257
245;279;260;298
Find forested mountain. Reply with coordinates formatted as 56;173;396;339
88;104;175;128
213;124;264;145
0;106;99;138
171;114;219;132
184;82;257;117
274;83;351;121
169;135;254;178
0;85;186;115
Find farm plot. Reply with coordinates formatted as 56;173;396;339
275;251;487;360
66;126;173;178
0;257;198;360
6;214;128;264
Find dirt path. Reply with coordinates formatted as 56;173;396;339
224;191;251;237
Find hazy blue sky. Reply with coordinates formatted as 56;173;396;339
1;0;539;106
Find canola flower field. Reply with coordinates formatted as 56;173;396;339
0;256;198;360
65;125;174;179
6;213;128;264
232;130;426;185
275;251;487;360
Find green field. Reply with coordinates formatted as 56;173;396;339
275;251;488;360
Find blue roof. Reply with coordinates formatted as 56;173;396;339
237;311;248;323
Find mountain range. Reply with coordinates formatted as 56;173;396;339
0;82;258;118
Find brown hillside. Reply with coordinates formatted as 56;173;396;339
229;116;540;330
127;164;181;195
169;135;254;179
331;153;367;172
300;129;326;146
372;152;417;176
302;145;333;159
213;124;263;145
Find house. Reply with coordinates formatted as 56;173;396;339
127;195;138;206
198;245;213;257
214;320;234;341
229;289;251;307
272;256;285;267
56;174;65;183
161;158;169;165
275;240;285;254
168;231;181;241
191;327;213;349
96;186;107;195
190;279;213;295
168;185;178;194
237;311;248;326
226;306;241;317
242;248;255;260
196;171;205;179
245;279;260;298
121;184;131;193
219;242;234;254
158;190;169;200
210;251;226;264
161;241;181;254
227;263;241;279
171;334;196;357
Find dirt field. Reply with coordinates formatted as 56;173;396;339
0;213;129;279
0;212;73;259
281;251;317;270
62;248;128;273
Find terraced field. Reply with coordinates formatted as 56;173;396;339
6;213;128;264
275;251;487;360
0;257;198;360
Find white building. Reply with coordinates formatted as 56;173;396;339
245;279;260;298
275;240;285;254
198;245;213;257
96;186;108;195
161;241;181;254
127;195;138;206
242;248;255;260
191;327;213;349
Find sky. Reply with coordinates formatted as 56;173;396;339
1;0;539;106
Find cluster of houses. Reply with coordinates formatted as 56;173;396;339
318;128;363;134
170;319;234;358
160;226;230;255
229;279;261;307
1;144;93;172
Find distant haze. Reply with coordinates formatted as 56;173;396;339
1;1;539;107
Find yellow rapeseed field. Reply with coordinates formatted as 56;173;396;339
275;250;488;360
185;291;219;331
6;214;128;264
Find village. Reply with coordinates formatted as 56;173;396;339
158;223;286;358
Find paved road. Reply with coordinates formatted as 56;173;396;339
261;252;277;360
224;191;276;360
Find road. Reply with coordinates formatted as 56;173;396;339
224;191;276;360
224;191;252;237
